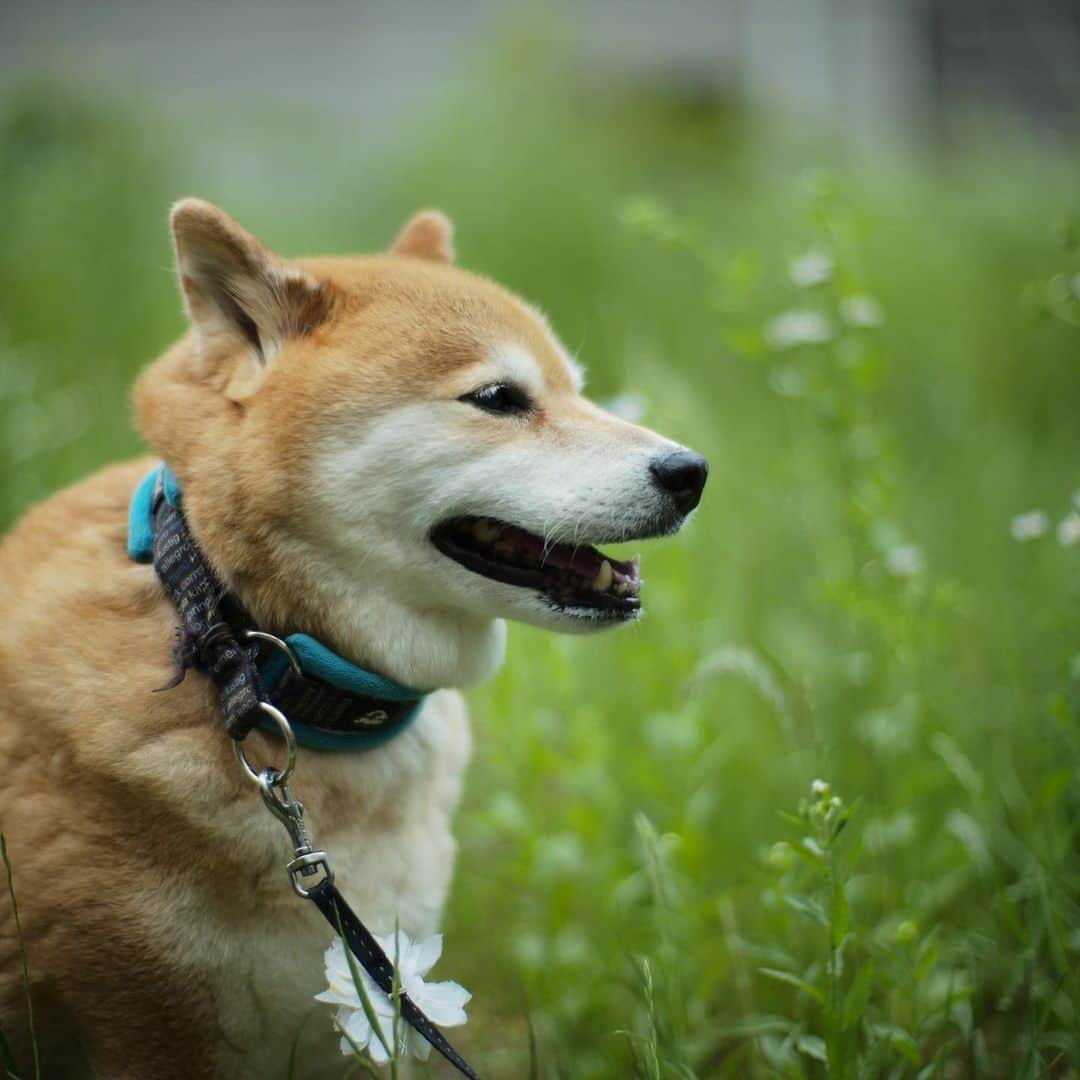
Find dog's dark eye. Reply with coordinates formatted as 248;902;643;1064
459;383;532;416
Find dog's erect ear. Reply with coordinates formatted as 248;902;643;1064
170;198;334;366
389;210;455;263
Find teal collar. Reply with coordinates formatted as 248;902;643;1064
128;464;428;751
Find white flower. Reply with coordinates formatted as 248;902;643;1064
811;778;830;796
788;251;833;288
886;544;925;577
765;309;833;349
840;294;884;328
1010;510;1049;542
316;932;470;1064
1057;511;1080;547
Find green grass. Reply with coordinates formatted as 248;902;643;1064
0;836;39;1080
0;42;1077;1078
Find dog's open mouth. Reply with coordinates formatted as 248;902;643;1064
432;516;642;617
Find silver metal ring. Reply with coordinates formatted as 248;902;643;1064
287;851;335;897
242;629;302;676
234;702;298;786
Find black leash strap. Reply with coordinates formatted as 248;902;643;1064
149;481;481;1078
310;882;480;1079
151;488;265;739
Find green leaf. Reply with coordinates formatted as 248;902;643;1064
1;834;39;1080
527;1011;539;1080
914;931;940;983
930;733;983;799
285;1011;311;1080
758;967;826;1005
867;1022;920;1066
783;894;829;927
830;879;850;947
796;1033;827;1063
0;1025;21;1080
709;1015;796;1040
332;908;393;1065
390;920;402;1080
841;963;874;1030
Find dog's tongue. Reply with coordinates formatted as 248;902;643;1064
500;524;638;581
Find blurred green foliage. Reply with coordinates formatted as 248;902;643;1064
0;42;1077;1078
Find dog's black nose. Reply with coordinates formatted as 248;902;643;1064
650;449;709;514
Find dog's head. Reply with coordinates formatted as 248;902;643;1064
135;201;706;687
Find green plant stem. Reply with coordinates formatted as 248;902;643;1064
1;835;39;1080
333;908;394;1065
390;922;401;1080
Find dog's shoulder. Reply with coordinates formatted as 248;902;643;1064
0;455;175;676
0;456;157;592
0;457;201;761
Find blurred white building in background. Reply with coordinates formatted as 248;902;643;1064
0;0;1076;160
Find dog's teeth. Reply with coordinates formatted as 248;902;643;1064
593;560;613;592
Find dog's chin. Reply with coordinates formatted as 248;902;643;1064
429;512;682;630
538;597;643;633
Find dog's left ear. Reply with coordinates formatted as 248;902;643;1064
171;197;336;368
390;210;455;263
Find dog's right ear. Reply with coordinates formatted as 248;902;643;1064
390;210;455;263
170;198;335;368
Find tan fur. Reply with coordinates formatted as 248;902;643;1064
390;209;455;263
0;455;471;1076
0;201;697;1077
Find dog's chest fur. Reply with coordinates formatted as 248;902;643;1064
191;703;469;1078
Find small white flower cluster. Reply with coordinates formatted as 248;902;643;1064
788;250;834;288
766;257;883;350
1010;492;1080;546
1010;510;1049;541
316;931;470;1065
765;309;833;349
1060;513;1080;546
886;544;925;578
839;295;884;328
806;778;844;834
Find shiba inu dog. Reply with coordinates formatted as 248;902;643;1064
0;201;707;1078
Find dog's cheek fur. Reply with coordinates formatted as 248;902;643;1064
307;396;678;633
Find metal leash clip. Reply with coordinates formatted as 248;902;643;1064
257;770;335;897
231;657;335;898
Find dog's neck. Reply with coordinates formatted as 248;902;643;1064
181;489;507;692
261;557;508;691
